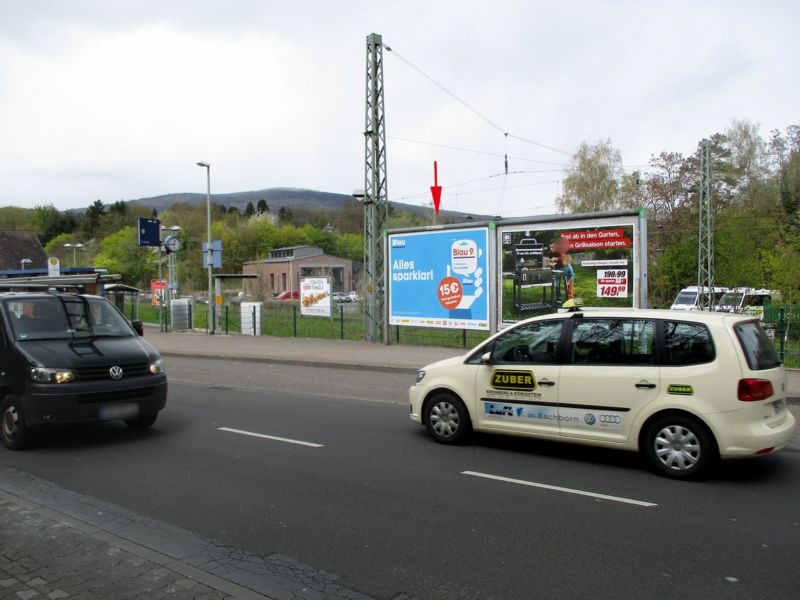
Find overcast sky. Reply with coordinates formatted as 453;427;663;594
1;0;797;218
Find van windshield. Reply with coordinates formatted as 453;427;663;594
673;291;698;307
718;292;743;307
2;296;135;341
734;321;781;370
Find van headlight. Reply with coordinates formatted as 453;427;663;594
149;359;165;375
415;369;427;384
30;367;75;384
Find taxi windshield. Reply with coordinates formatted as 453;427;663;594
3;296;135;341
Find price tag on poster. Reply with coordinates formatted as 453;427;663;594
596;269;628;298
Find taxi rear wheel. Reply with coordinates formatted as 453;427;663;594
644;415;716;479
424;393;471;444
1;394;29;451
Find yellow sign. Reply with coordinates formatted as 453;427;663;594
490;369;537;391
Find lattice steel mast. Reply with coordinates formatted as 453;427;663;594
363;33;389;342
697;139;715;310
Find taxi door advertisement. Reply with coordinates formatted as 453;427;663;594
388;228;490;331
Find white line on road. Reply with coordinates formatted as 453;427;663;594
218;427;324;448
462;471;657;507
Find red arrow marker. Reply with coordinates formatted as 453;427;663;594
430;161;442;215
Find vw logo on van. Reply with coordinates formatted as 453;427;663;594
109;366;124;380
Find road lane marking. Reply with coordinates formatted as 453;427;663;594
462;471;657;507
218;427;324;448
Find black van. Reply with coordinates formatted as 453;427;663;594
0;292;167;450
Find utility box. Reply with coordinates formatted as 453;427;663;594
170;297;194;331
241;302;262;336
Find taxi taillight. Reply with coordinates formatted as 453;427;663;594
737;378;774;402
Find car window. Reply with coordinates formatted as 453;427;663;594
487;320;564;364
734;321;781;370
569;319;656;365
662;321;715;365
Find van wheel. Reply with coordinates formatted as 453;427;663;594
125;413;158;430
1;394;29;451
424;393;471;444
644;415;716;479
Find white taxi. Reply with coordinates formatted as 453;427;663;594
409;306;796;479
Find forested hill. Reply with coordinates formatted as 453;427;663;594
129;187;489;220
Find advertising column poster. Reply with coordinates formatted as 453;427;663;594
388;228;489;331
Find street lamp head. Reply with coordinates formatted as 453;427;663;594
197;161;210;168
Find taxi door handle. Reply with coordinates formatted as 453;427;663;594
635;382;657;389
538;379;556;387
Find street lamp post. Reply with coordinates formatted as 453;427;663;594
197;161;214;334
63;243;85;268
20;258;32;270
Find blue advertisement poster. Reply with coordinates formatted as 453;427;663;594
388;228;489;331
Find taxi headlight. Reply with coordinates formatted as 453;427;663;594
149;359;165;375
415;369;427;384
30;367;75;384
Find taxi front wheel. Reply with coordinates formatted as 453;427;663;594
644;415;717;479
424;393;471;444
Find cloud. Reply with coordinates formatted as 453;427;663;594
0;0;798;216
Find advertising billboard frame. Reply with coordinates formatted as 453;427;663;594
496;209;647;326
386;223;495;333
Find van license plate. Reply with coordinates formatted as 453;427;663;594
772;399;786;415
99;403;139;421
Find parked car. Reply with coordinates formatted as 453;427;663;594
276;290;299;301
409;305;795;479
332;292;351;303
347;291;361;302
0;292;167;450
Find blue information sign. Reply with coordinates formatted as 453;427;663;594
137;218;161;247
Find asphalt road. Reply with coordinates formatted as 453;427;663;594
2;358;799;599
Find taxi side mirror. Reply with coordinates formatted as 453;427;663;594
481;351;493;365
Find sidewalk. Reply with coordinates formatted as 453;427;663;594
0;470;376;600
143;328;800;401
144;327;461;374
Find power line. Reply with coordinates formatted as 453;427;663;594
387;135;569;167
383;43;573;157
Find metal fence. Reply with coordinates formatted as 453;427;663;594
764;304;800;368
132;301;490;349
128;300;800;363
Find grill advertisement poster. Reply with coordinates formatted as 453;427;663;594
499;222;636;323
388;228;490;331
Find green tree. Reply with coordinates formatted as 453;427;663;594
557;139;624;213
93;226;157;287
81;200;106;239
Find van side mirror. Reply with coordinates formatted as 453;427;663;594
132;320;144;336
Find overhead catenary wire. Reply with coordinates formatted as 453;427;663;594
383;44;573;157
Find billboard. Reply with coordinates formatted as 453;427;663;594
388;227;490;331
498;212;646;324
300;277;332;317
